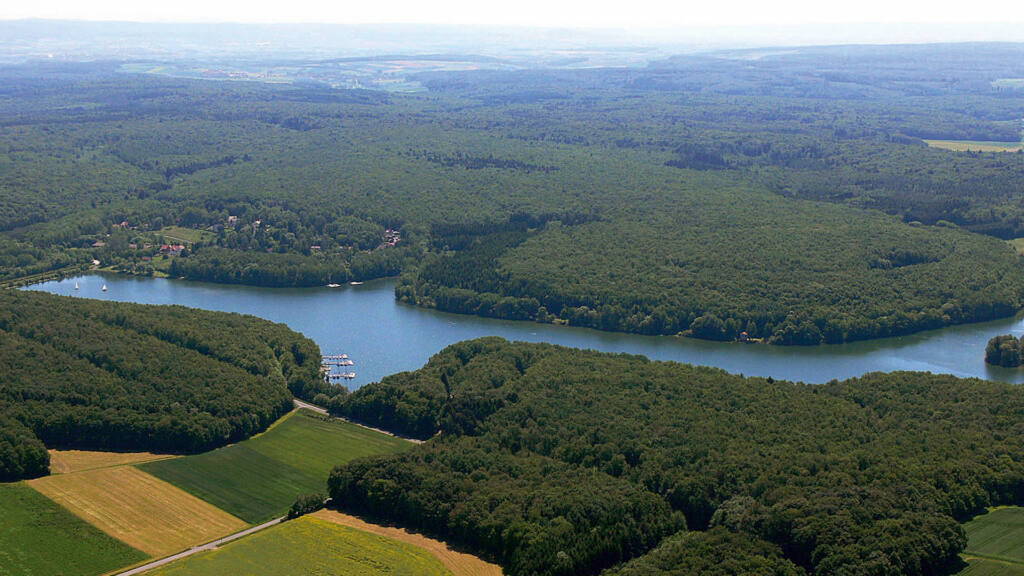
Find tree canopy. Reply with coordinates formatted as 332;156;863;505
0;289;328;480
331;338;1024;575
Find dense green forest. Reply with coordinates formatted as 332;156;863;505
985;334;1024;367
0;290;328;481
330;338;1024;576
1;44;1023;343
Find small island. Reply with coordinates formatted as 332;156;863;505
986;334;1024;367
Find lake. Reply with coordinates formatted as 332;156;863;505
26;273;1024;386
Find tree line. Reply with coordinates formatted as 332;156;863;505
330;338;1024;575
0;290;329;481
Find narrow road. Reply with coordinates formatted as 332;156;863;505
113;517;284;575
293;398;425;444
113;400;421;575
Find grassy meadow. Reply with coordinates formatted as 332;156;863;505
146;516;453;576
0;482;146;576
140;409;411;523
924;139;1023;152
28;465;248;556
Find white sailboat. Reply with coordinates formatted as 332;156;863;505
101;284;107;292
74;282;79;290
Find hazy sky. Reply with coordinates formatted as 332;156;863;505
4;0;1024;29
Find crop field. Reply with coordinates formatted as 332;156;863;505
1010;238;1024;256
147;515;454;576
957;558;1024;575
140;409;411;523
314;510;504;576
28;465;248;556
48;449;175;474
0;481;146;576
924;139;1023;152
962;507;1024;563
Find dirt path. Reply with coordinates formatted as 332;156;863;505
110;517;284;576
313;509;503;576
293;398;425;444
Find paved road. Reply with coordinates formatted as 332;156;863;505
113;517;284;575
293;398;424;444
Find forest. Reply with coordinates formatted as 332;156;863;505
985;334;1024;367
1;44;1023;343
0;289;328;481
331;338;1024;576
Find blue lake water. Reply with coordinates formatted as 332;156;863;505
27;273;1024;386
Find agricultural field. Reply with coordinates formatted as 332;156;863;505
48;449;175;474
147;515;454;576
0;481;146;576
140;409;411;523
958;507;1024;573
1010;238;1024;256
924;139;1023;152
314;510;503;576
957;558;1024;575
155;225;214;245
28;465;248;556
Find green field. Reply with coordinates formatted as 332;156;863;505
140;410;410;523
958;558;1024;575
963;507;1024;562
156;225;214;245
0;482;146;576
148;516;453;576
957;507;1024;575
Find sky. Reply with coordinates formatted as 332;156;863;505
3;0;1024;30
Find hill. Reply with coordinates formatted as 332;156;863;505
330;338;1024;576
0;289;328;480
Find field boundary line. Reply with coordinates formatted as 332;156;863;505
962;552;1024;566
107;517;285;576
293;398;424;444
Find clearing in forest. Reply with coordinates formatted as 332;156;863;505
146;515;454;576
27;465;247;557
314;509;504;576
924;139;1023;152
48;448;176;474
140;409;411;523
0;481;146;576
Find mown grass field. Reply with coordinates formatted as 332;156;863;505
28;465;248;556
958;507;1024;575
1010;238;1024;256
924;139;1023;152
314;509;504;576
0;481;146;576
156;225;214;244
140;409;411;523
147;515;453;576
48;448;175;474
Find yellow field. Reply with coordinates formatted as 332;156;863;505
48;449;177;474
28;466;248;556
1009;239;1024;256
924;139;1023;153
313;509;503;576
